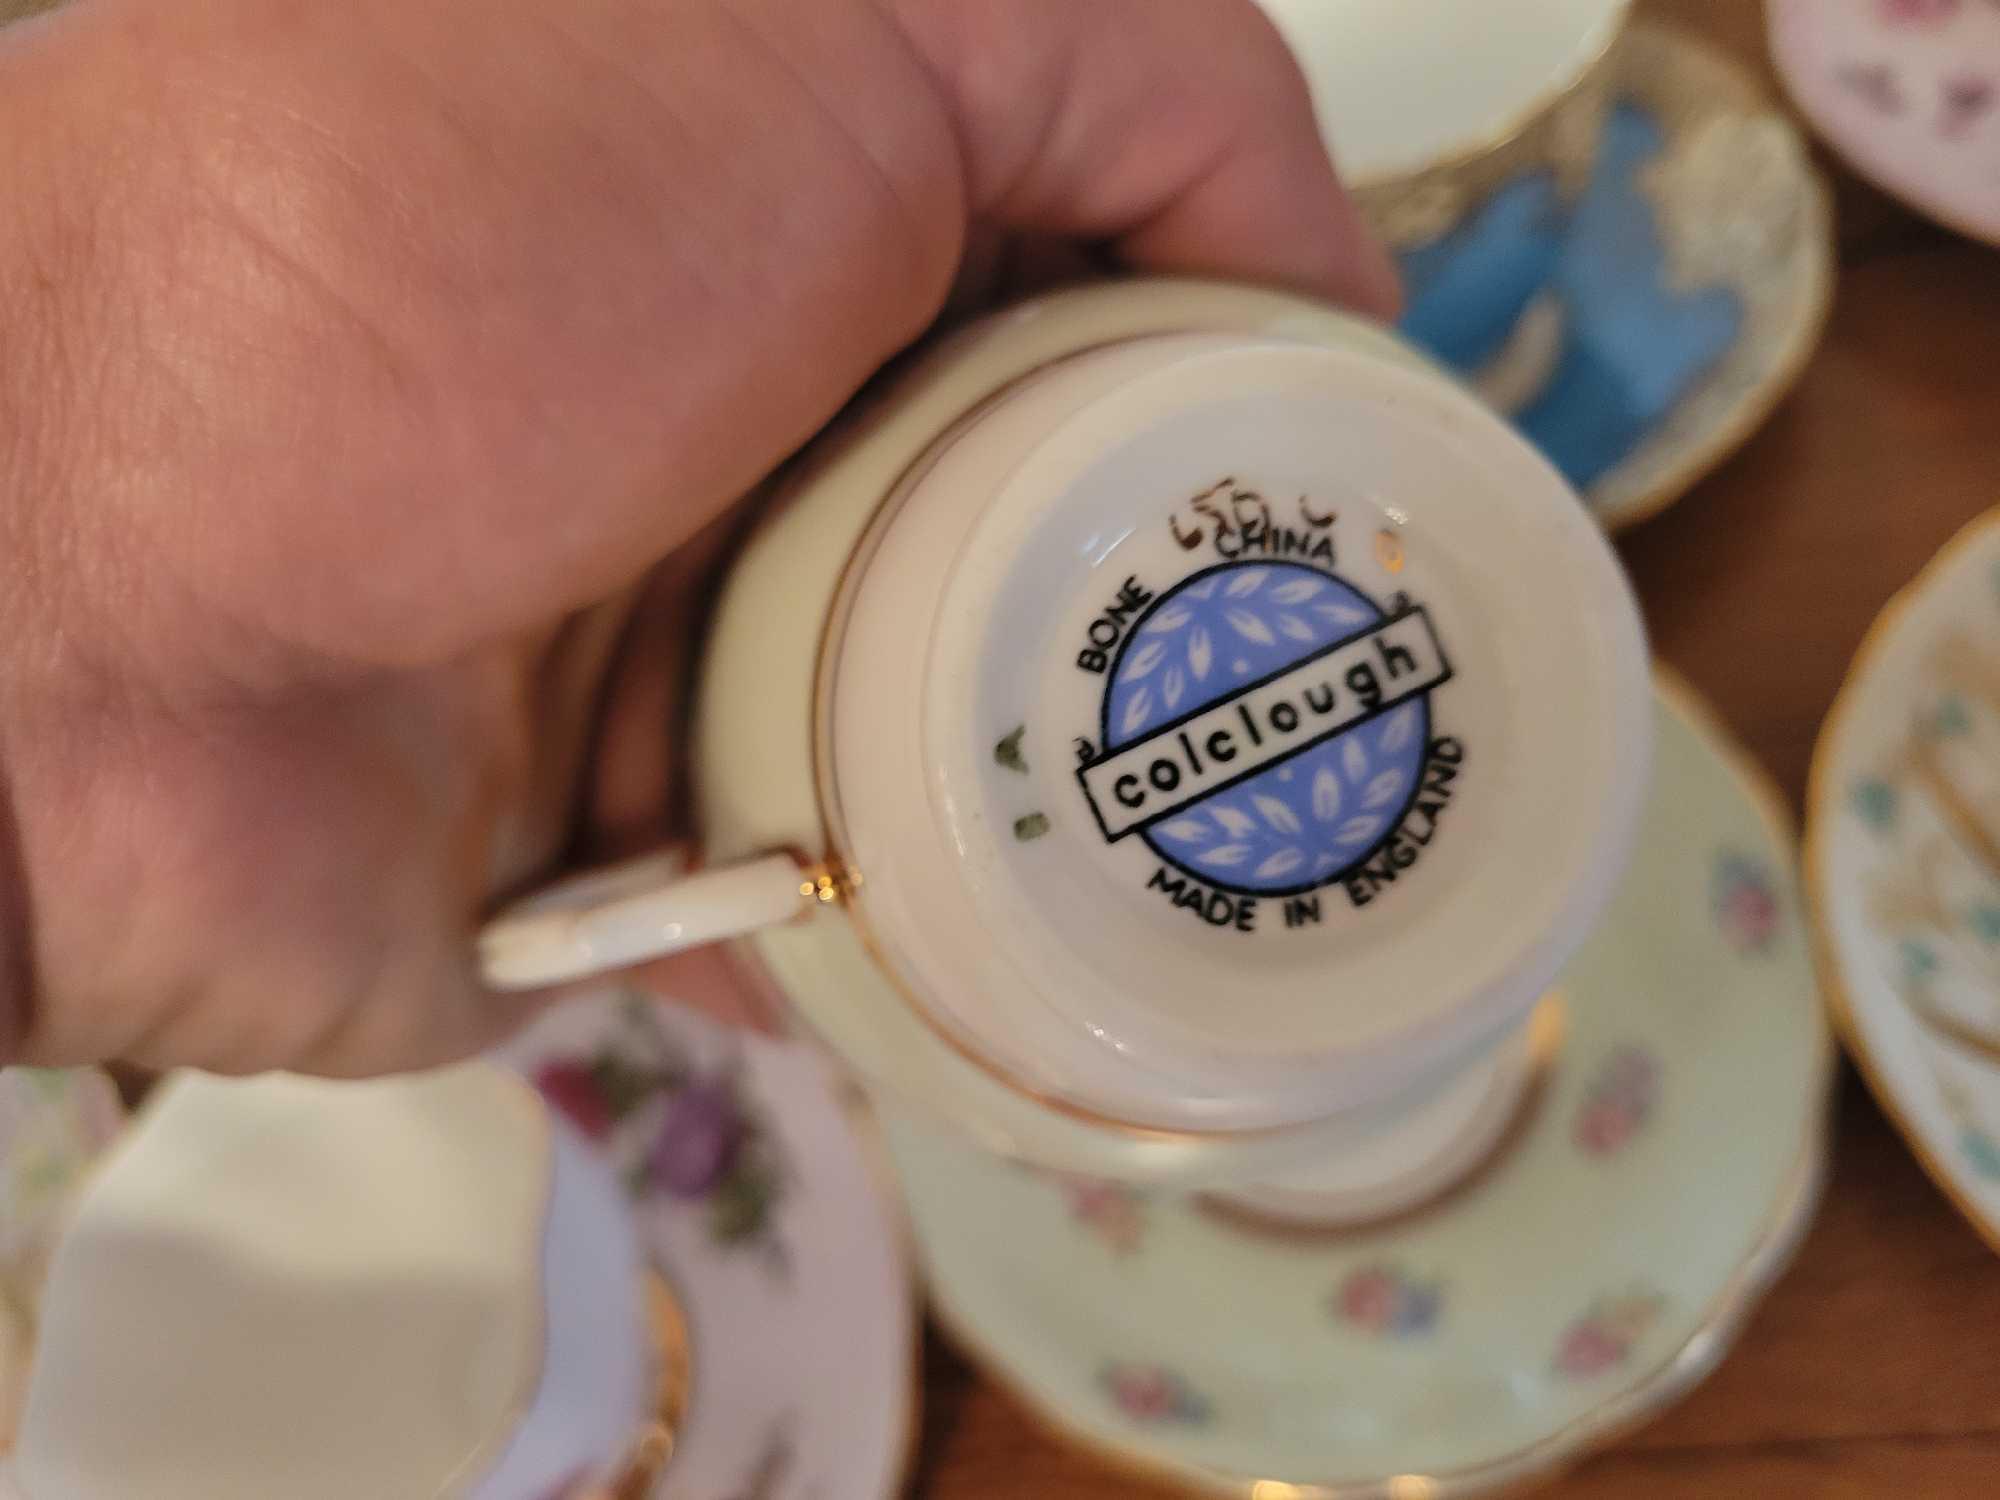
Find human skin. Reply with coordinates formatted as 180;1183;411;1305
0;0;1395;1077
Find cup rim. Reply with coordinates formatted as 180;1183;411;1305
802;319;1650;1141
1269;0;1635;191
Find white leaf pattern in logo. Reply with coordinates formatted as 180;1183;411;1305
1362;770;1405;809
1188;629;1213;681
1226;608;1276;646
1314;603;1372;628
1223;569;1268;598
1380;704;1418;752
1122;640;1167;682
1255;849;1306;880
1312;767;1344;821
1121;687;1154;736
1123;566;1439;895
1211;805;1257;839
1252;795;1302;836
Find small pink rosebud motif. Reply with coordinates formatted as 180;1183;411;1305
1100;1364;1211;1424
1574;1047;1660;1158
1554;1292;1666;1379
1713;851;1782;955
1047;1173;1150;1255
1333;1265;1443;1337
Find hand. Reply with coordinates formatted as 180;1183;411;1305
0;0;1396;1076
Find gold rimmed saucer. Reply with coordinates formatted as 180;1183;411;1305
1537;24;1836;531
1807;507;2000;1255
887;672;1831;1497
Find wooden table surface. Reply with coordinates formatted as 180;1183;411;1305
910;3;2000;1496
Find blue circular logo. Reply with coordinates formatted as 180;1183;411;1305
1101;561;1431;896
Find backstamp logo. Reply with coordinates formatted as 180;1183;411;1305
1072;547;1465;929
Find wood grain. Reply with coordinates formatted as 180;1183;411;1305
913;3;2000;1496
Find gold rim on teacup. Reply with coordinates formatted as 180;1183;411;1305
800;360;1335;1148
1350;4;1631;252
798;354;1581;1152
1191;994;1567;1241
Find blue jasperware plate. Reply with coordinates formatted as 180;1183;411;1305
1401;24;1834;531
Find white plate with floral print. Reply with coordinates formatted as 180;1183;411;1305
497;990;916;1500
887;674;1832;1499
1808;508;2000;1254
0;1068;124;1450
1770;0;2000;248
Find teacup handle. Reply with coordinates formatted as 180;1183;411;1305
478;848;819;991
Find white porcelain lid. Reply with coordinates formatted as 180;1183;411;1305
825;332;1649;1132
1256;0;1629;182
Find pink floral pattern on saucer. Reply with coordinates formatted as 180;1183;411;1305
1553;1290;1667;1379
1100;1364;1211;1426
1772;0;2000;243
890;678;1831;1492
1046;1175;1149;1256
1574;1047;1661;1157
1332;1265;1444;1338
1714;850;1783;955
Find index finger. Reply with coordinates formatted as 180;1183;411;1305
892;0;1400;315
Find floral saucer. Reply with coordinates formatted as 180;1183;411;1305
1807;509;2000;1252
497;991;916;1500
1424;23;1833;530
1771;0;2000;247
0;1068;123;1449
887;673;1832;1497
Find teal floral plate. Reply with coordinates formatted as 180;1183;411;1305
496;991;917;1500
887;673;1831;1497
1809;508;2000;1254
